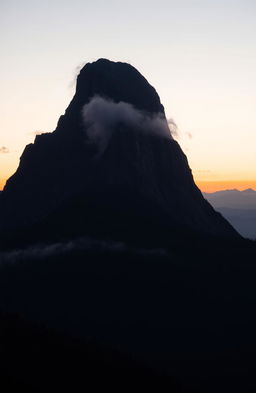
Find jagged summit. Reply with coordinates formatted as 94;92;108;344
0;59;239;245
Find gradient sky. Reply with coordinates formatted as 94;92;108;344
1;0;255;191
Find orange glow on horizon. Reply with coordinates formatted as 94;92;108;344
196;180;256;193
1;176;256;194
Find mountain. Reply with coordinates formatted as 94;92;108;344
203;189;256;239
1;59;256;392
0;59;238;247
203;188;256;209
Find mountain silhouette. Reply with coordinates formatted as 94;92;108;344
0;59;238;246
2;59;256;393
204;189;256;239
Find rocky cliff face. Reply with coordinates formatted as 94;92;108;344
0;59;238;244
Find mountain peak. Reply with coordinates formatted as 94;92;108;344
0;59;239;245
74;58;164;114
54;59;166;140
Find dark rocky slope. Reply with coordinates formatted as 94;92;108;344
0;59;238;246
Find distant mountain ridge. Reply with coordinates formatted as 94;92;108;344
203;188;256;209
203;189;256;239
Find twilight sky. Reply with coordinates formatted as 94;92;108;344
1;0;255;191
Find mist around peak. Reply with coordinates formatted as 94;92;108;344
81;95;172;155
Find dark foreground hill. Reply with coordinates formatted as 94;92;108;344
1;311;183;392
1;236;256;392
